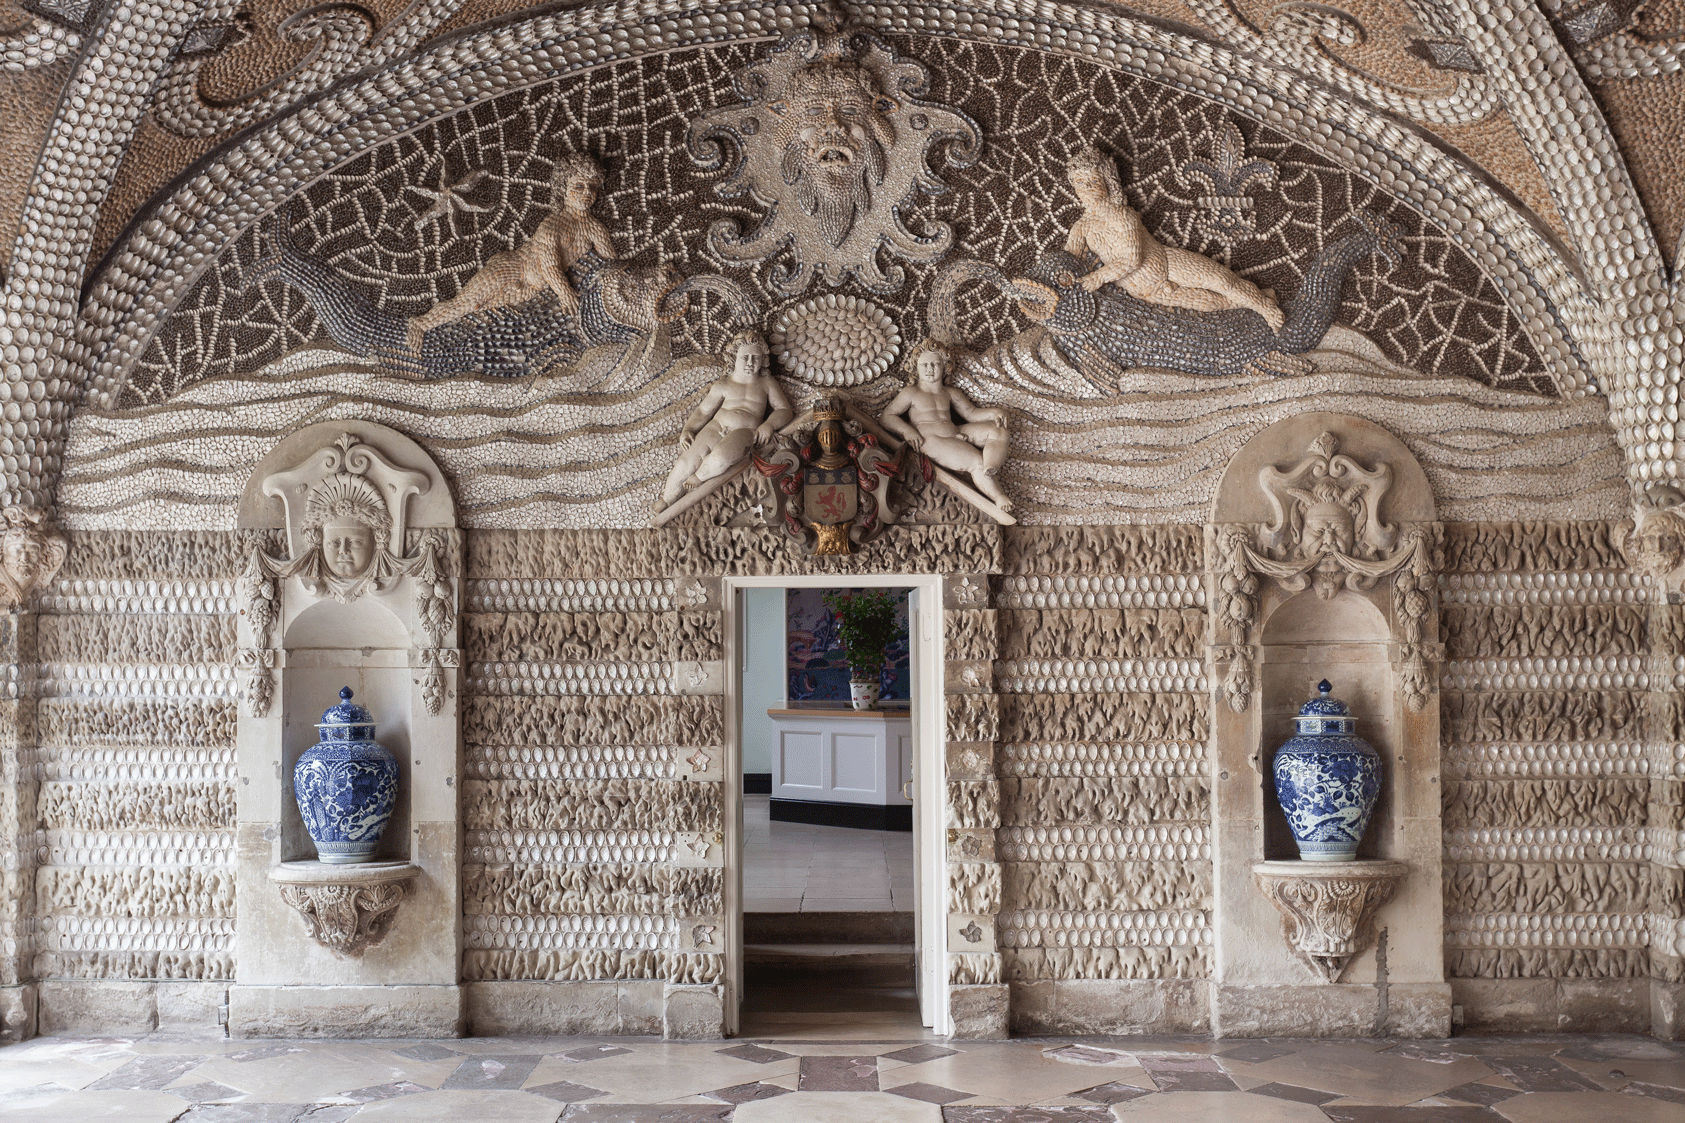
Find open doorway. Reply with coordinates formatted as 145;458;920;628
722;575;949;1039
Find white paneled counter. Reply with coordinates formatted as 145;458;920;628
767;707;913;830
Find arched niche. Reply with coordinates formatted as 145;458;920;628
229;420;463;1039
1205;411;1449;1038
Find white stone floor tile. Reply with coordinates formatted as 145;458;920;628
0;1088;192;1122
743;794;911;913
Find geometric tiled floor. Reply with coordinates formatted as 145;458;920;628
4;1033;1682;1122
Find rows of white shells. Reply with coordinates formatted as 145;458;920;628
1441;826;1652;864
768;295;901;387
467;660;674;697
37;916;235;953
994;658;1205;695
1442;741;1679;780
995;574;1205;610
466;744;679;781
464;579;676;613
997;909;1210;948
466;829;672;865
40;580;238;616
37;744;237;783
1441;655;1674;692
37;662;236;700
37;829;234;868
996;824;1209;862
463;913;677;952
1438;572;1655;605
1445;912;1650;948
995;741;1205;778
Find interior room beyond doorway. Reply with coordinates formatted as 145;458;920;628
738;585;929;1039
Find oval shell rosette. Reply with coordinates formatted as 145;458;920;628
768;295;902;387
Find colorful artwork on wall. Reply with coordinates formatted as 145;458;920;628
785;587;911;704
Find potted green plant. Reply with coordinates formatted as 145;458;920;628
823;589;904;710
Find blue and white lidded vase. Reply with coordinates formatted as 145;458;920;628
294;687;399;865
1271;680;1382;862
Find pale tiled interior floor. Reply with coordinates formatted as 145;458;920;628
742;794;914;912
3;1032;1681;1122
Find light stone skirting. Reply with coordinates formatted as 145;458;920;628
1213;982;1452;1038
36;979;226;1035
1450;976;1654;1034
227;984;464;1038
1007;978;1211;1035
465;979;663;1036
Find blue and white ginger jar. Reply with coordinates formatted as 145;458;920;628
1272;680;1381;862
294;687;398;865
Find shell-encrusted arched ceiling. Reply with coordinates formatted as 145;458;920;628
3;0;1684;519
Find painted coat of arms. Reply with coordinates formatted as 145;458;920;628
754;398;901;554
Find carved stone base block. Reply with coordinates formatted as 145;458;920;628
466;980;663;1036
950;983;1009;1039
662;983;724;1039
0;983;36;1044
270;860;419;958
1451;977;1653;1035
1252;859;1406;982
1214;982;1450;1038
1007;979;1210;1035
227;984;464;1038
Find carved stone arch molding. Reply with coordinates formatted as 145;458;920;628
230;420;465;1037
75;0;1595;423
1203;412;1450;1036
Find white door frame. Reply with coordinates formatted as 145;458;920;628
721;573;950;1036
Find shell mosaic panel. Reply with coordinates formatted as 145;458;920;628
124;37;1550;406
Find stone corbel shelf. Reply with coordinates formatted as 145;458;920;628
270;860;419;959
1252;859;1406;984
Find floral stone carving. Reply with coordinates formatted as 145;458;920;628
1211;429;1439;713
687;7;981;294
271;860;418;958
1252;859;1406;983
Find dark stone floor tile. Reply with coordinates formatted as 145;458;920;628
179;1107;308;1123
392;1043;462;1062
1247;1082;1339;1105
1383;1043;1471;1064
884;1044;960;1064
888;1082;971;1105
1480;1055;1601;1092
1625;1081;1685;1104
1438;1082;1521;1106
563;1045;635;1062
1072;1081;1154;1104
87;1056;203;1091
1220;1042;1303;1064
1556;1040;1685;1063
338;1080;431;1103
527;1080;608;1104
559;1109;732;1122
943;1109;1113;1122
799;1055;878;1091
168;1082;247;1104
1323;1107;1505;1122
715;1044;795;1064
441;1054;543;1091
295;1109;357;1123
704;1081;792;1104
1045;1044;1128;1065
226;1045;304;1064
1138;1054;1238;1092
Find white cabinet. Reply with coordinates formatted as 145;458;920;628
768;708;912;817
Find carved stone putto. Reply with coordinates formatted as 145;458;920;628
687;7;981;294
1252;859;1406;983
270;860;419;958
